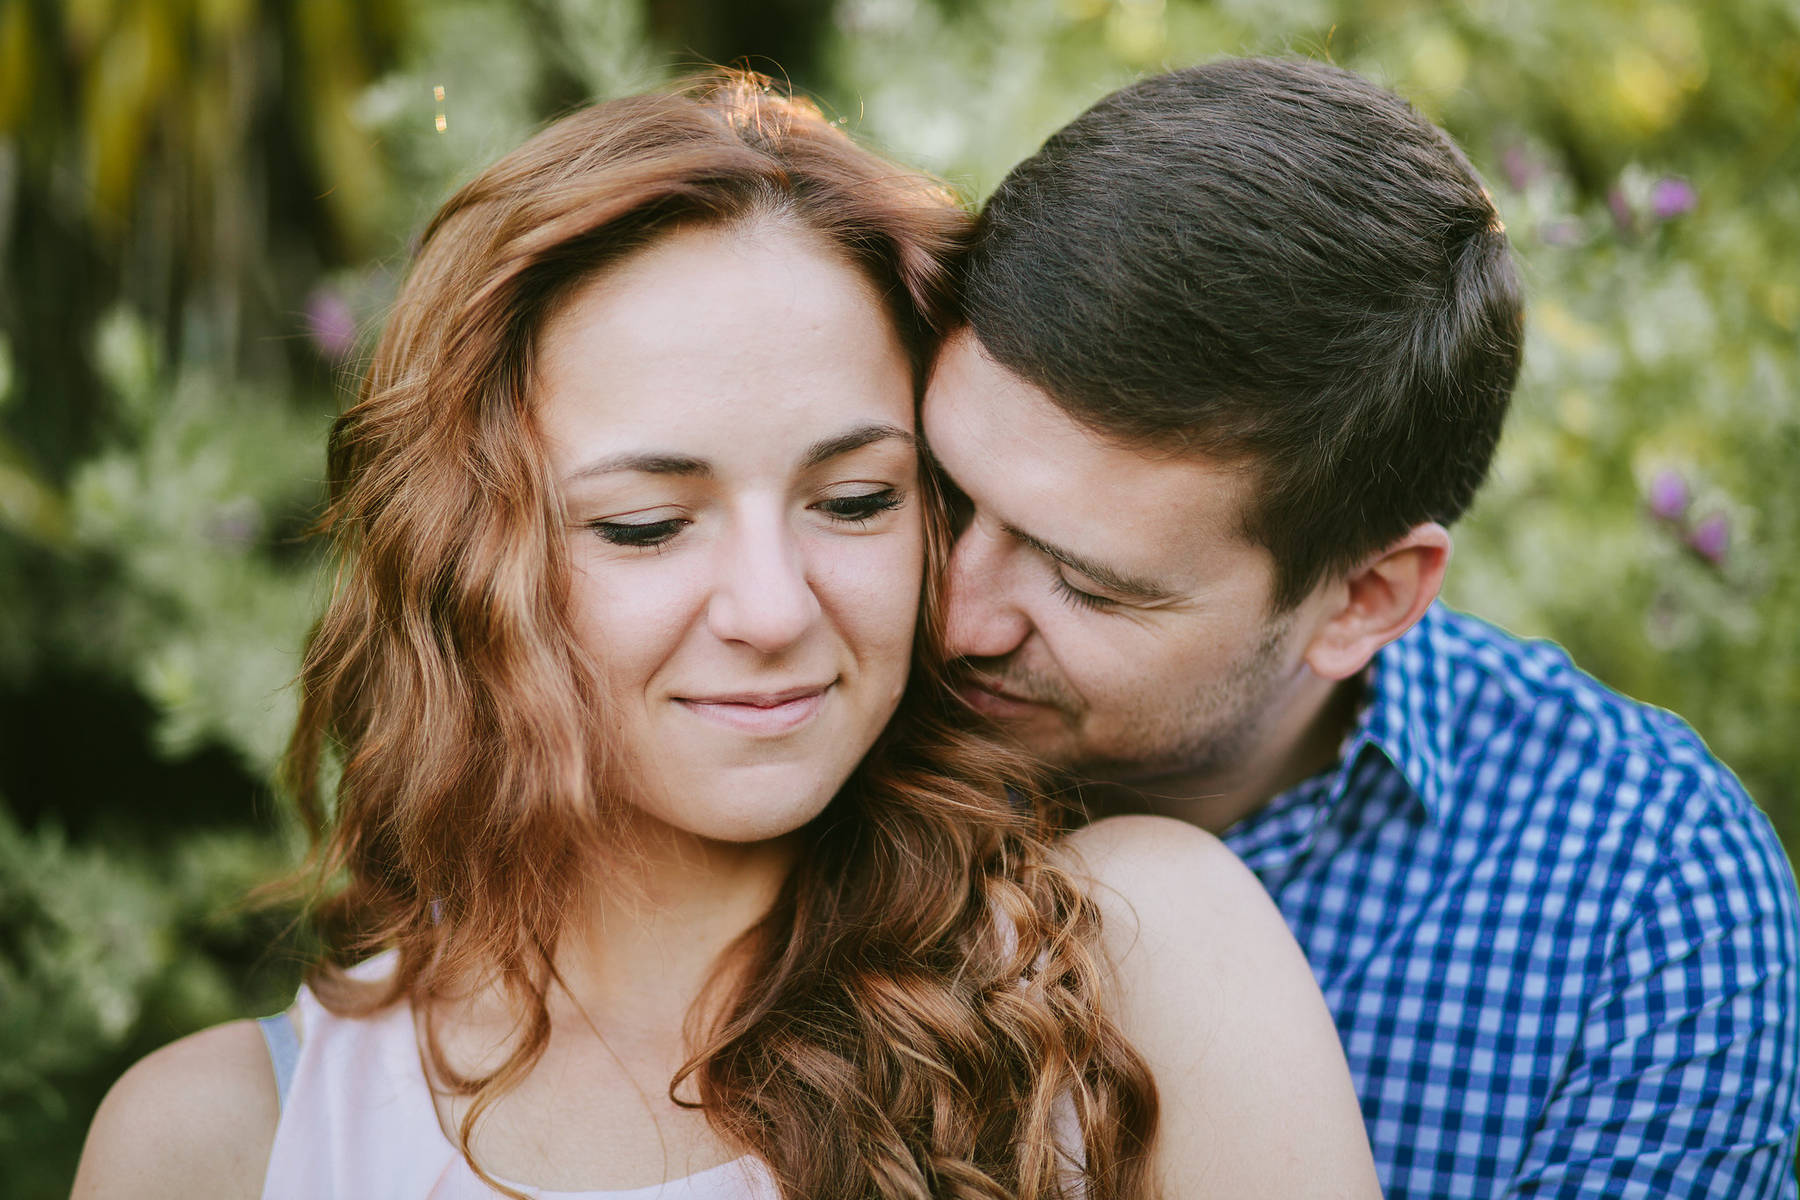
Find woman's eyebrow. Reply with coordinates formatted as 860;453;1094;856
565;422;912;484
566;452;712;482
799;422;914;470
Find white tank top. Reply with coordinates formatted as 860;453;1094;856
259;964;780;1200
259;955;1082;1198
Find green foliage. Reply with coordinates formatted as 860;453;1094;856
1451;175;1800;848
61;307;329;763
1;0;1795;1194
0;806;171;1113
0;802;299;1198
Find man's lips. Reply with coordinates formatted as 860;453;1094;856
959;675;1051;719
675;683;833;735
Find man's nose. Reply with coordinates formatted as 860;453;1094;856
706;510;820;654
942;522;1032;661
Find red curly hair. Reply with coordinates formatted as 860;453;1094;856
283;75;1157;1199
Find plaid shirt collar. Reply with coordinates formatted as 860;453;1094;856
1229;604;1456;870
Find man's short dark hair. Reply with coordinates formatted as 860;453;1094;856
961;56;1524;610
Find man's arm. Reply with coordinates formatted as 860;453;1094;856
1506;791;1800;1198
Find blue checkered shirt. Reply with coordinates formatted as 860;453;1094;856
1223;603;1800;1198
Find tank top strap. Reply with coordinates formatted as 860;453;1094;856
257;1011;300;1109
263;962;467;1199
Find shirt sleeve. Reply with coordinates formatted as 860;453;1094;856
1503;778;1800;1199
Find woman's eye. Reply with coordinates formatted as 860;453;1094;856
1051;571;1118;612
816;488;904;524
588;517;687;549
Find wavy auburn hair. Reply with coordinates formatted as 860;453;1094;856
284;76;1156;1198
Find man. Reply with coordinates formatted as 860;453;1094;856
924;57;1800;1198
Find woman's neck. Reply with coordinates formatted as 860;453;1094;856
550;817;799;1042
420;817;795;1188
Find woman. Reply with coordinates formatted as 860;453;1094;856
73;78;1379;1198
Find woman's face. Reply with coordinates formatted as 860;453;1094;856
536;219;924;845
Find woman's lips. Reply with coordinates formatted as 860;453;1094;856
676;684;831;734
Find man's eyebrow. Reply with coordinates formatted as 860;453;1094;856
1002;522;1177;602
566;452;712;482
800;422;914;470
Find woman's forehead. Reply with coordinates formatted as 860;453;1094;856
535;224;916;482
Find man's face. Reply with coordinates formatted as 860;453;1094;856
922;329;1312;785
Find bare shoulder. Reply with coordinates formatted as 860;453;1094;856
1058;815;1382;1198
72;1019;280;1200
1059;814;1281;960
1056;814;1308;1031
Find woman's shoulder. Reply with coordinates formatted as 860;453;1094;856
1056;814;1313;1025
1057;814;1382;1197
1058;813;1274;950
1058;811;1241;882
72;1019;280;1200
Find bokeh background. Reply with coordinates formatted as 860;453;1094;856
1;0;1796;1193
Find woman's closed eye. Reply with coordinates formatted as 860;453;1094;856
814;486;905;524
583;488;903;550
587;514;689;549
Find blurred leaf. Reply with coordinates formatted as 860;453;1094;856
0;436;67;544
0;0;35;135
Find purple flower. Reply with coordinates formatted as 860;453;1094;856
206;496;264;549
1649;176;1697;220
1646;469;1690;521
1687;513;1729;565
1501;143;1542;192
305;288;357;360
1607;186;1637;235
1538;218;1585;247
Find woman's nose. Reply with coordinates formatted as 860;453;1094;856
705;510;821;654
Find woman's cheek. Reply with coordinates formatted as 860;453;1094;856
568;555;702;682
833;519;925;681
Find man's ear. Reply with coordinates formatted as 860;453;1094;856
1302;523;1452;682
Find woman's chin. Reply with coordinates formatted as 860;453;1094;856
631;765;846;847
